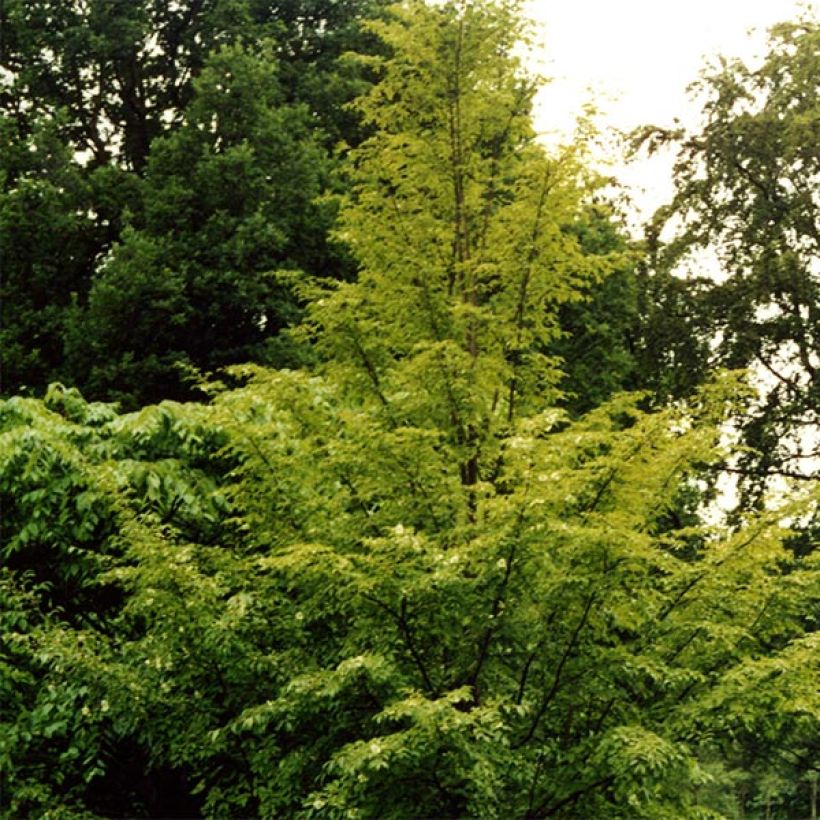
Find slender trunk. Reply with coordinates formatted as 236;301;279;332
447;15;468;296
446;15;480;520
507;165;553;423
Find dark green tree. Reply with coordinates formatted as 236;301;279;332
0;115;137;394
0;0;387;404
550;201;641;416
0;0;386;170
63;44;336;407
636;16;820;501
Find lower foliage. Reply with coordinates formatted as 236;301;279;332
1;377;817;818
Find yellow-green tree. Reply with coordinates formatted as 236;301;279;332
2;3;817;818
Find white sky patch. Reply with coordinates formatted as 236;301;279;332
524;0;818;222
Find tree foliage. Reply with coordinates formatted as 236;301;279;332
0;0;388;404
2;3;818;818
637;16;820;502
63;44;336;407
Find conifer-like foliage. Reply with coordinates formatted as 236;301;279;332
309;0;619;487
1;2;818;818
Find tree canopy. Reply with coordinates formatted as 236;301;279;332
0;0;388;405
637;16;820;502
1;2;818;818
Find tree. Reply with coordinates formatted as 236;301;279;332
549;202;642;416
636;16;820;503
0;385;235;817
0;0;388;171
63;44;336;407
0;99;144;394
0;0;388;404
1;2;817;817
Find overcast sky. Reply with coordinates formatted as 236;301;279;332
523;0;817;221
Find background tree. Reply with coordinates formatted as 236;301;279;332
0;114;137;395
550;201;642;416
636;16;820;503
0;0;386;169
63;44;336;407
0;0;388;404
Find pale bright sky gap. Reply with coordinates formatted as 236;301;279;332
523;0;818;222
